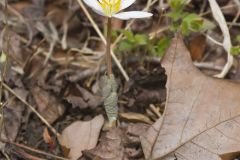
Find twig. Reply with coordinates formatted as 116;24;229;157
4;140;68;160
229;0;240;29
200;0;207;14
149;104;161;118
0;82;60;137
205;34;223;47
208;0;233;78
35;22;59;65
13;150;44;160
61;17;69;50
146;0;153;8
227;22;240;27
149;25;169;39
200;3;236;16
194;62;233;72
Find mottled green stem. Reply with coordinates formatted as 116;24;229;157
103;17;118;127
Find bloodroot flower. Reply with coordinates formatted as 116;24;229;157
82;0;152;127
83;0;153;20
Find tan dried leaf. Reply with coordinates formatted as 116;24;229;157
141;35;240;160
59;115;104;160
31;86;65;124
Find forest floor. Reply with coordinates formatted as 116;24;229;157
0;0;240;160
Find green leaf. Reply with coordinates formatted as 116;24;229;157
134;34;149;45
117;40;134;52
169;22;180;32
153;37;171;57
231;46;240;56
167;11;184;21
181;13;204;35
167;0;205;35
169;0;187;12
181;20;189;35
167;0;189;21
187;14;203;30
190;19;203;31
111;31;118;40
121;30;135;43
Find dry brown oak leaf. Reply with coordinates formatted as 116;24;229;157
59;115;104;160
140;35;240;160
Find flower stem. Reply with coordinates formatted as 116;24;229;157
104;17;118;127
106;17;112;76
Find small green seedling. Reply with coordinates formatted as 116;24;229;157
116;30;171;57
167;0;208;35
231;47;240;56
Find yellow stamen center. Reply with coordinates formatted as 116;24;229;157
98;0;121;16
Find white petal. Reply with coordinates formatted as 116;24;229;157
92;8;107;17
120;0;136;11
83;0;104;13
113;11;153;20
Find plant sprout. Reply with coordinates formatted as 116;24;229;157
83;0;153;126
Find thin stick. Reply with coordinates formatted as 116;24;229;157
149;104;161;118
229;0;240;29
200;4;236;17
0;82;60;137
4;140;68;160
106;18;112;76
13;150;44;160
208;0;233;78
